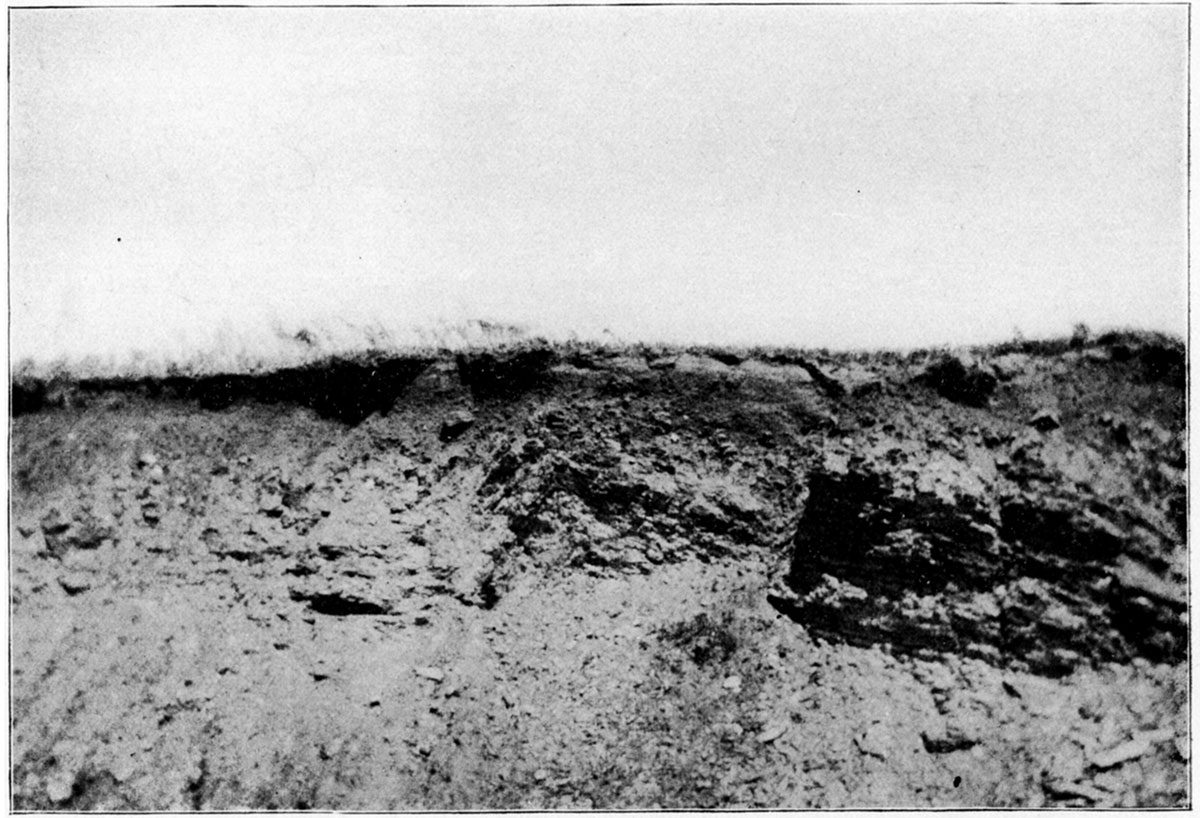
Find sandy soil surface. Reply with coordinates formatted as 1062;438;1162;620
9;332;1189;809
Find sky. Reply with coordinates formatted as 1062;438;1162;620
8;5;1189;369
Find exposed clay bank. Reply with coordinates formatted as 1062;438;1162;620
10;330;1188;808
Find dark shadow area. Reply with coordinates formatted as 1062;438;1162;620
917;355;997;408
773;465;1186;677
290;590;390;616
12;355;434;425
1135;342;1186;385
456;347;558;399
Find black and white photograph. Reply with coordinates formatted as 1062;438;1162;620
7;3;1189;810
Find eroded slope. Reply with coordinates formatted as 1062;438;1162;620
9;334;1188;808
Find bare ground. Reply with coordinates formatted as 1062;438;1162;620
9;333;1189;809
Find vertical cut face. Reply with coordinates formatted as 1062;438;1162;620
777;462;1186;677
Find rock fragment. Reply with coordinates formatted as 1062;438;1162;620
1137;727;1176;745
757;721;789;744
921;725;977;754
109;754;138;783
415;666;445;683
58;573;93;596
1029;408;1061;432
1090;737;1151;769
439;409;476;442
45;773;75;804
259;493;284;516
855;723;893;759
1042;780;1109;804
40;507;117;554
40;508;71;540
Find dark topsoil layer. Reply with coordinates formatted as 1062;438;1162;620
9;330;1189;809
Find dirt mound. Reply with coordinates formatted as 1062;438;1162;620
9;333;1188;808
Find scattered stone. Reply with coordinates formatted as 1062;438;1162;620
40;507;117;553
290;589;390;616
921;725;977;755
45;772;75;803
415;666;445;683
109;754;137;783
1028;408;1061;432
722;675;742;691
141;503;161;525
58;572;93;596
12;527;47;556
1136;727;1176;746
855;723;892;759
1090;737;1151;769
40;508;71;540
757;721;789;744
439;409;476;442
1043;779;1109;804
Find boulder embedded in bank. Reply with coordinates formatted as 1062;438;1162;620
440;409;476;442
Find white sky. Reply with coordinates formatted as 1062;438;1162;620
9;5;1189;365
